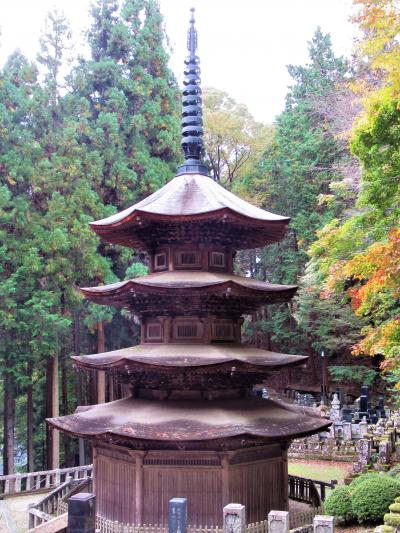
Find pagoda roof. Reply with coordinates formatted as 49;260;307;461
80;271;297;312
90;174;290;250
47;396;330;444
73;343;307;372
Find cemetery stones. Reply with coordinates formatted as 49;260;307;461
313;515;334;533
223;504;246;533
67;493;96;533
169;498;187;533
267;510;290;533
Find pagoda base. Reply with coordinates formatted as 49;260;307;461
93;442;288;526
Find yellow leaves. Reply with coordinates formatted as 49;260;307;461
6;176;16;185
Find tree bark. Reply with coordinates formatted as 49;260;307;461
46;355;60;469
27;361;34;473
3;360;15;475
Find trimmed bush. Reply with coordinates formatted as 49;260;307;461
324;485;354;523
384;513;400;527
351;476;400;524
380;526;395;532
349;472;382;487
389;502;400;512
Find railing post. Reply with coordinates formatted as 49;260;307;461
68;492;96;533
223;504;245;533
15;474;22;493
268;510;289;533
28;504;35;530
169;498;187;533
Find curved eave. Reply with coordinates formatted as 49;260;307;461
80;274;297;308
47;397;331;443
89;174;290;249
72;344;307;372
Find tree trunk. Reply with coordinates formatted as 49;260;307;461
307;342;318;384
60;347;71;466
3;360;15;475
27;361;34;473
46;355;59;469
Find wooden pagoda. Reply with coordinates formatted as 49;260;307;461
48;10;330;527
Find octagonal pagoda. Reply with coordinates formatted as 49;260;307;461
48;10;330;527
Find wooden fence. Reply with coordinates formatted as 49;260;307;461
0;464;92;496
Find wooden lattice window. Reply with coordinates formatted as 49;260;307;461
173;320;202;340
210;251;226;269
154;252;167;271
212;321;235;341
175;250;201;268
146;322;163;341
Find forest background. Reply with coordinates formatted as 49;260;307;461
0;0;399;474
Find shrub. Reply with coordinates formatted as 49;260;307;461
351;476;400;524
349;472;382;487
384;513;400;527
324;485;354;523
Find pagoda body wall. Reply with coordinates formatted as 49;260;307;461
94;443;288;526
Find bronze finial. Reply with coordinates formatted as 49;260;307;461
177;8;209;176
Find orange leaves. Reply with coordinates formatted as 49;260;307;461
340;228;400;314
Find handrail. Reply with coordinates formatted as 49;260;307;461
288;475;337;507
0;464;92;496
28;476;92;529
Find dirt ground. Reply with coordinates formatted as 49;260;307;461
0;493;47;533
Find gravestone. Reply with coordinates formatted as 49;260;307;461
359;438;371;466
343;422;352;440
268;510;289;533
68;493;96;533
169;498;187;533
359;417;368;437
378;441;391;464
223;504;246;533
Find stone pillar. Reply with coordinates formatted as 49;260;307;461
313;515;334;532
223;504;246;533
268;510;289;532
68;493;96;533
169;498;187;533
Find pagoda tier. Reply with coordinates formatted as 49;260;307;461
80;271;297;317
89;174;290;250
48;396;330;447
72;344;307;388
48;397;330;525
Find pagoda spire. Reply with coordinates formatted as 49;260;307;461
177;8;209;176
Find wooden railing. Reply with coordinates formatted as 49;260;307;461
28;475;92;529
288;475;337;507
0;464;92;496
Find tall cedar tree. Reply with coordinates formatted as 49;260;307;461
1;1;181;471
240;30;350;386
